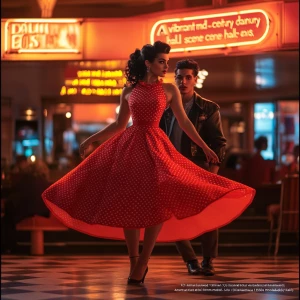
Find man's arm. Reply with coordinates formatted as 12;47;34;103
205;109;227;164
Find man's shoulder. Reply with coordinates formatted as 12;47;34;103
194;93;220;111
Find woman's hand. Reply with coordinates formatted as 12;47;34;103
202;146;220;164
79;141;89;159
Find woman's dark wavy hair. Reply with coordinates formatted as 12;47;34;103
125;41;171;87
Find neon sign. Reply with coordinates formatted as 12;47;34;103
150;9;270;52
60;69;126;96
4;19;81;54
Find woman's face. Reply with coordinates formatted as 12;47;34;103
147;53;169;77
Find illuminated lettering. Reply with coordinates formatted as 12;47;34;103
5;19;81;54
150;9;270;52
77;70;123;78
156;24;169;36
79;79;90;86
235;15;261;28
195;21;208;30
205;33;223;41
168;23;196;33
77;70;91;77
62;67;125;97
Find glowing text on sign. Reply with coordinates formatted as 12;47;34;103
60;69;126;96
150;9;270;52
4;19;81;54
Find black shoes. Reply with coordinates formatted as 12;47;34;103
127;267;148;285
186;259;201;275
186;258;215;276
200;258;215;276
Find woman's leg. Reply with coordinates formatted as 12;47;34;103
123;229;140;275
130;223;163;280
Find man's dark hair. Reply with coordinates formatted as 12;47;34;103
174;59;199;77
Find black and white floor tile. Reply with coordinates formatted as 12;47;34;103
1;255;299;299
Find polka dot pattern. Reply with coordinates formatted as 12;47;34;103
42;80;255;242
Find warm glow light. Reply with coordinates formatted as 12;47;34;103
4;19;81;54
196;69;208;89
66;112;72;118
77;70;123;78
30;155;36;162
61;65;126;97
25;109;34;116
73;104;118;123
18;49;80;53
150;9;270;52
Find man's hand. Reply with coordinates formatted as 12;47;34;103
209;164;220;174
79;141;89;158
203;146;220;165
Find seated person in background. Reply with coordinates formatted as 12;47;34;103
1;160;51;253
279;145;299;178
10;155;29;174
218;152;247;182
9;155;30;187
240;136;276;188
290;145;299;174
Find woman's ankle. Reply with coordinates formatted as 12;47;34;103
139;253;150;261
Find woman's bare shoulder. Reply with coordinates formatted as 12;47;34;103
122;86;134;100
162;82;177;91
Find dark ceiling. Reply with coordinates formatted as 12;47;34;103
1;0;165;18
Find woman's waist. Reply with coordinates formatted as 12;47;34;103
132;120;160;127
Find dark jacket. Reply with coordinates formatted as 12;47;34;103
159;92;226;164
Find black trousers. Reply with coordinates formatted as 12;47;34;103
175;161;218;262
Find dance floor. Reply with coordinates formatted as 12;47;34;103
1;255;299;299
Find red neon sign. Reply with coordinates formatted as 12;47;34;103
150;9;270;52
4;19;81;54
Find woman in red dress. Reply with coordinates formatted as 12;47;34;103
42;41;255;284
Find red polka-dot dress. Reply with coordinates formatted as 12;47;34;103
42;80;255;242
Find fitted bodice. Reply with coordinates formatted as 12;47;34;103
129;80;166;127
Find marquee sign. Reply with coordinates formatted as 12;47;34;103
4;19;81;54
60;68;126;96
150;9;270;52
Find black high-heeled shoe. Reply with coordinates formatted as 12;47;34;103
127;267;148;285
129;256;139;276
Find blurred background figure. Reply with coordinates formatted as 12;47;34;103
219;149;251;182
10;155;30;187
240;136;276;188
279;144;299;177
1;160;51;253
11;155;29;173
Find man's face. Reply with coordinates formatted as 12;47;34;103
175;69;197;96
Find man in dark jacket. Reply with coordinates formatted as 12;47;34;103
160;59;226;276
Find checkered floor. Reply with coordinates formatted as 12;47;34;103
1;255;299;299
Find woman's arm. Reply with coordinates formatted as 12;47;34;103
79;87;131;157
168;83;219;164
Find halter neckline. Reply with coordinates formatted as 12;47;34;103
138;79;163;87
